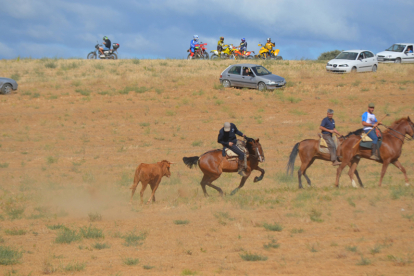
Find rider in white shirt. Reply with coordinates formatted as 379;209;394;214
361;103;381;160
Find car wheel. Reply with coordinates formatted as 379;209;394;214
372;64;377;72
394;58;401;64
258;82;267;91
1;84;13;95
351;67;357;73
87;52;96;59
222;80;231;88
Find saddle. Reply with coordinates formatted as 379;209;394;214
224;140;248;160
318;134;338;154
359;130;382;150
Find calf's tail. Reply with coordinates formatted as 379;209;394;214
130;165;142;189
182;156;199;169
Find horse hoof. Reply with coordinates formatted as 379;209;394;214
405;183;410;187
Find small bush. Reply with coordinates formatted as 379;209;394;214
93;242;110;250
213;83;224;90
173;220;189;225
64;262;86;271
132;58;140;64
263;239;280;249
357;255;371;266
45;62;57;69
310;209;324;222
0;163;9;168
79;225;104;239
346;245;358;252
286;96;301;103
47;224;67;230
88;212;102;222
143;265;155;269
191;140;203;147
291;228;304;234
263;223;283;232
318;50;341;60
6;207;25;220
4;229;26;236
10;73;20;81
0;246;23;265
123;258;139;266
75;89;91;96
182;269;197;275
122;231;147;247
240;252;268;261
55;228;81;244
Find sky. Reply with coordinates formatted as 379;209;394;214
1;0;413;60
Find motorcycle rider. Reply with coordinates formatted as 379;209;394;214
265;38;275;58
239;38;247;56
99;36;111;55
217;37;224;54
189;35;200;59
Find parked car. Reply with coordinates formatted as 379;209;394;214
219;63;286;91
377;43;414;63
0;77;18;94
326;50;378;73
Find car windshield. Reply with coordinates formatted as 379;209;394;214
251;66;271;76
386;44;406;52
335;52;358;60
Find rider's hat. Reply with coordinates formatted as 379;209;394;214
368;103;375;108
224;122;231;132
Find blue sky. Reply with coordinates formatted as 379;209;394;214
1;0;413;60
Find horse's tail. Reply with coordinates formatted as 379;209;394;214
286;142;300;176
183;156;199;169
130;164;142;189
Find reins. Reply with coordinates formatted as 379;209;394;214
382;123;413;143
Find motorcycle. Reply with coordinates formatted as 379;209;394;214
256;43;283;60
187;43;209;60
87;42;120;59
233;47;255;59
210;44;236;59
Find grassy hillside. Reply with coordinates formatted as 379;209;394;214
0;59;413;275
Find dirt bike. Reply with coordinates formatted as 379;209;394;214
210;44;236;59
87;42;120;59
256;43;283;60
233;47;255;59
187;43;208;60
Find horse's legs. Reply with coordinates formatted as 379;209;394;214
354;169;364;188
230;170;252;195
200;174;210;197
348;160;360;188
201;174;222;196
335;162;348;187
302;159;315;187
378;160;391;187
392;160;409;186
140;181;148;204
253;166;265;183
298;162;309;189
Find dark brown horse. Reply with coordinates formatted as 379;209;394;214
183;139;265;196
286;136;363;189
336;117;414;187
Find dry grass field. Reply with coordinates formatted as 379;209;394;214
0;58;414;275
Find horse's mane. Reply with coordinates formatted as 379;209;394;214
389;117;408;128
344;128;364;138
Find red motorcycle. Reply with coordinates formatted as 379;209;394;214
233;47;255;60
187;43;209;60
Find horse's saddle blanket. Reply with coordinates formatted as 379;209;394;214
361;133;373;142
318;134;337;154
224;140;248;159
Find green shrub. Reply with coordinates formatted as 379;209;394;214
318;50;341;60
143;265;155;269
93;242;110;250
5;207;25;220
240;252;268;261
263;223;283;232
263;239;280;249
123;258;139;266
55;228;81;244
47;224;67;230
45;62;57;69
88;212;102;222
0;246;23;265
64;262;86;271
4;229;26;236
173;220;189;225
79;225;104;239
310;209;324;222
10;73;20;81
122;231;147;247
182;269;197;275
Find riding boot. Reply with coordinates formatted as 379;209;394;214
237;159;247;176
370;144;379;160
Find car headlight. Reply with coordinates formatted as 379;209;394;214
267;81;276;85
338;64;348;67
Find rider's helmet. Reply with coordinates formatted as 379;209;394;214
103;36;109;41
267;38;271;42
241;38;245;42
220;36;224;41
193;35;199;41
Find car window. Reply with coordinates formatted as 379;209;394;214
251;66;271;76
242;67;254;76
386;44;406;52
228;66;241;75
335;52;358;60
364;51;374;58
406;45;413;52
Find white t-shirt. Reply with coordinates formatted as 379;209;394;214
361;111;377;131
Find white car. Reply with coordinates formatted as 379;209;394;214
377;43;414;63
326;50;378;73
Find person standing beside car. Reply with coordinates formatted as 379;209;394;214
99;36;111;55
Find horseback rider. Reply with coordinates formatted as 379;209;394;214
319;109;342;166
362;103;381;160
217;37;224;53
218;122;247;176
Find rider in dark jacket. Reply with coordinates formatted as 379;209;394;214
218;122;247;176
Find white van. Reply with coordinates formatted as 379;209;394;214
377;43;414;63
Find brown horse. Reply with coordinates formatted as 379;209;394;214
286;137;363;189
183;138;265;196
336;117;414;187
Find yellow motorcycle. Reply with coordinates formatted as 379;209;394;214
256;43;283;60
210;44;236;59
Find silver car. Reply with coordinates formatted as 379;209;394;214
219;63;286;91
0;77;18;94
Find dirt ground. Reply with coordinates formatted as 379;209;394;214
0;59;413;275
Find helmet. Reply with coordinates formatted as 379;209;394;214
220;36;224;41
103;36;109;41
193;35;199;41
267;37;271;42
241;38;245;42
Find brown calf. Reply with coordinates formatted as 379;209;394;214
129;160;174;204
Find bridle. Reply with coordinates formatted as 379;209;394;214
382;121;414;143
247;139;264;162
